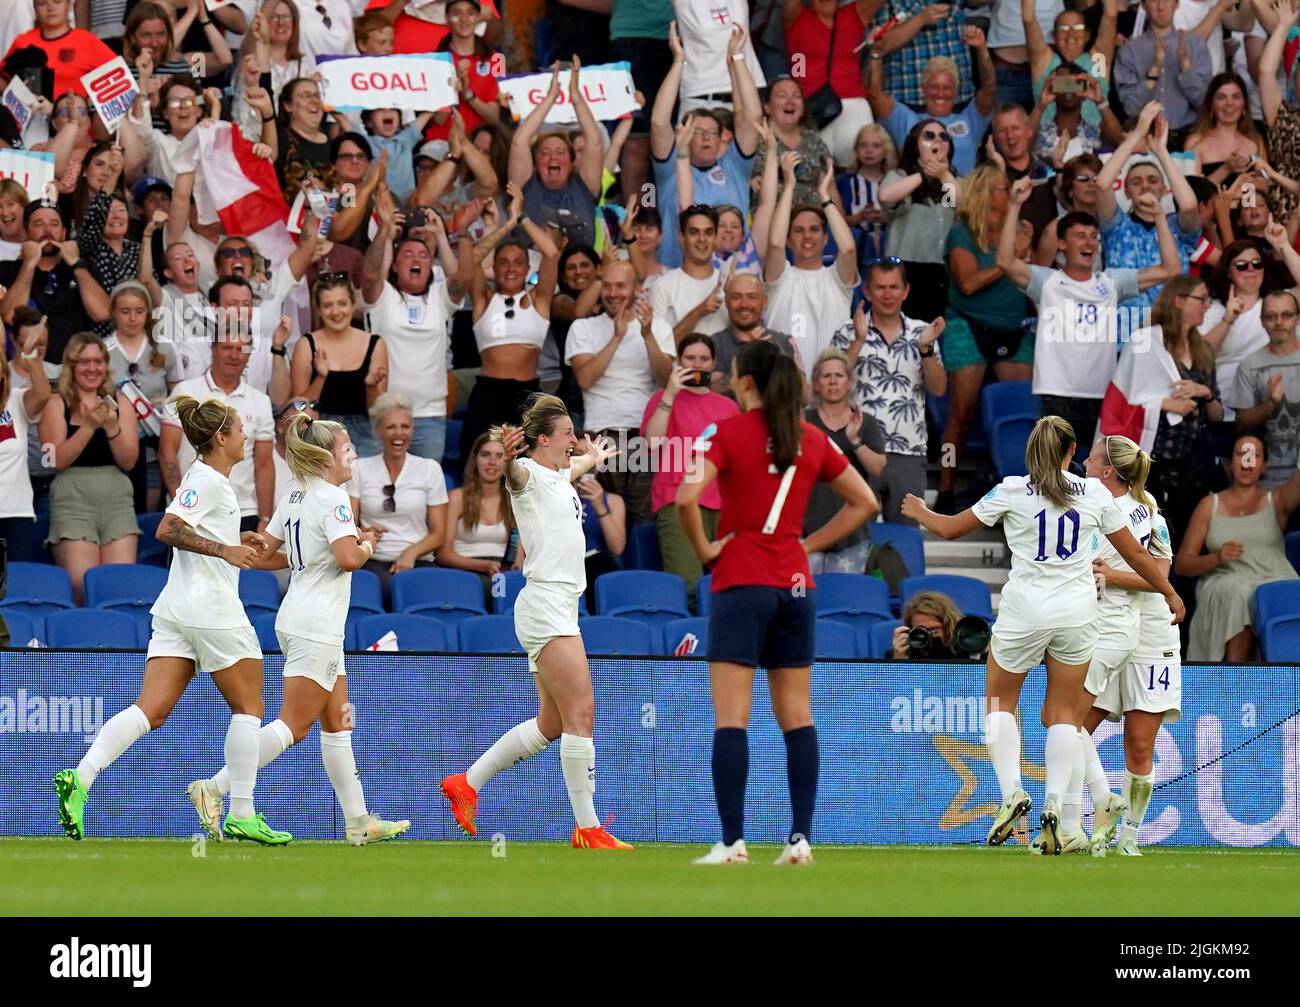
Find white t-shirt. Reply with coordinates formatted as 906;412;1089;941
150;459;249;629
1026;265;1141;398
0;386;41;520
0;4;33;57
272;450;296;512
676;0;766;98
1202;298;1268;422
507;457;586;596
765;265;855;380
271;479;357;646
159;285;213;383
1134;511;1180;659
973;473;1127;632
165;372;275;517
292;0;358;62
346;453;448;562
363;279;461;420
242;262;303;397
1091;491;1154;651
649;267;729;339
564;314;676;430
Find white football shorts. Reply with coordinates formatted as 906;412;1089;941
279;631;346;692
990;622;1099;675
146;617;261;675
513;582;581;670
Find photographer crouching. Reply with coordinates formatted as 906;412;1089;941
890;590;991;661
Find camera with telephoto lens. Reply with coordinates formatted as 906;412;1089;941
907;615;991;659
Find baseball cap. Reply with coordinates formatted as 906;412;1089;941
415;139;450;163
132;176;172;205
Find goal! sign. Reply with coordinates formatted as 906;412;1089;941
80;57;140;134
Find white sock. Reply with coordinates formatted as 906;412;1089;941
1062;729;1085;834
1043;724;1078;808
77;704;150;790
983;711;1022;803
207;719;293;797
225;714;261;820
321;730;368;821
1081;729;1113;805
559;733;599;830
466;717;551;791
1122;769;1155;841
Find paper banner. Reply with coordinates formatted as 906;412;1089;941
80;56;139;134
496;62;636;125
2;76;38;134
0;148;56;204
316;53;458;113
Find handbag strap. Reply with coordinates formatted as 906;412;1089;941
825;7;839;76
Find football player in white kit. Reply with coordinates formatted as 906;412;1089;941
902;417;1185;854
439;393;634;849
55;396;291;845
187;414;412;845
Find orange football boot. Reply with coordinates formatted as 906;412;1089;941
440;773;478;836
572;825;634;849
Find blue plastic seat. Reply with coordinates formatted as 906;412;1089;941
864;620;903;659
354;614;450;652
989;414;1035;478
0;563;75;632
900;575;994;621
349;568;384;614
697;574;712;617
238;569;281;620
44;609;142;648
1262;613;1300;661
813;573;892;625
578;616;655;655
625;523;663;571
1286;531;1300;576
85;564;168;610
443;419;463;470
594;571;690;629
2;610;35;647
253;612;281;652
136;511;168;567
391;568;487;625
662;617;708;657
980;381;1039;437
928;390;987;457
457;614;524;653
814;618;859;659
1255;581;1300;640
870;521;925;578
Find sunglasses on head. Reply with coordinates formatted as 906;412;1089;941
865;256;904;267
382;483;396;512
1233;259;1264;271
317;270;350;284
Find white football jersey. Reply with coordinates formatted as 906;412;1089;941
1133;512;1180;660
974;473;1127;632
151;460;249;630
271;479;358;646
1091;492;1155;650
1026;266;1140;399
507;457;587;596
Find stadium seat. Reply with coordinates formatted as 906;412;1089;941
457;614;524;653
392;568;487;625
814;618;859;659
813;573;892;627
1;610;35;647
136;511;168;567
980;381;1039;437
1262;613;1300;661
871;521;925;578
578;616;655;655
238;569;282;620
443;419;463;470
625;523;663;571
0;563;75;633
928;390;987;458
349;569;384;615
697;574;711;617
44;609;142;649
989;414;1035;478
354;614;449;652
1254;581;1300;641
444;470;459;491
254;612;281;652
865;620;902;660
900;575;994;622
492;571;589;615
662;617;708;657
1287;531;1300;576
594;571;690;629
85;564;167;610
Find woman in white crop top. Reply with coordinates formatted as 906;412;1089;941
460;183;561;462
436;431;518;601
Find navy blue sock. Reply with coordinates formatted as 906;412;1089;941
784;725;819;845
712;727;748;845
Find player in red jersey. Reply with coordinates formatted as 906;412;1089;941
676;340;877;865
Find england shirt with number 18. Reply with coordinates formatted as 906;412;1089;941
1026;265;1140;399
973;473;1127;632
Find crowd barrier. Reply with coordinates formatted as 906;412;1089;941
1;650;1296;846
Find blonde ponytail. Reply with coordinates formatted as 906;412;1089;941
172;394;237;456
1104;434;1157;514
284;412;344;483
1026;415;1078;510
490;392;570;449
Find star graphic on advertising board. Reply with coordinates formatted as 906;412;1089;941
932;735;1045;839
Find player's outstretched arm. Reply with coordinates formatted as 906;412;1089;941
568;433;619;482
899;495;985;540
1106;525;1185;623
499;425;531;491
801;466;879;555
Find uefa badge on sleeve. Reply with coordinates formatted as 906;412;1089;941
673;632;699;657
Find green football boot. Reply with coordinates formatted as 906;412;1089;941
54;769;87;841
222;813;293;845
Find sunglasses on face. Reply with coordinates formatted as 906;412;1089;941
56;107;88;120
268;13;293;23
1056;24;1088;33
218;246;253;260
921;129;950;143
382;483;396;512
1233;259;1264;271
336;151;370;162
1073;173;1096;183
166;97;198;110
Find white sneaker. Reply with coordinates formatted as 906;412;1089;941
186;780;223;841
987;788;1032;845
1061;829;1090;853
773;838;814;865
692;839;749;865
346;814;411;846
1037;798;1062;855
1091;793;1129;848
1116;835;1142;857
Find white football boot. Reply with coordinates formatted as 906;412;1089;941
692;839;750;865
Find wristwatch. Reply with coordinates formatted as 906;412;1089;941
270;345;287;357
920;345;936;358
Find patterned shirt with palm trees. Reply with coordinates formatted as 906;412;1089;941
831;311;936;457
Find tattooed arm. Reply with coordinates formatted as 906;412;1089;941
156;513;260;568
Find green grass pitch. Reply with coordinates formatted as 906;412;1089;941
2;839;1298;915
